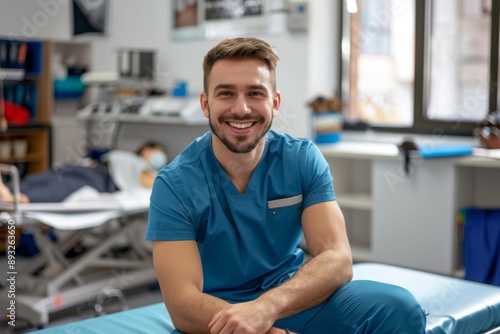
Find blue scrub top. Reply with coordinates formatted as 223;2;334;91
146;130;335;302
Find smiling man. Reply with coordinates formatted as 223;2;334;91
146;37;426;334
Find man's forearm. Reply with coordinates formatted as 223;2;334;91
169;291;229;333
169;291;289;334
258;248;352;320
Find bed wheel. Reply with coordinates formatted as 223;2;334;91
94;287;128;316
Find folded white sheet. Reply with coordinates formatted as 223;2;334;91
23;210;123;230
17;187;151;230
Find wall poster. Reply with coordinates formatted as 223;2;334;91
172;0;268;40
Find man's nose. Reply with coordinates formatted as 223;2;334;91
231;95;251;114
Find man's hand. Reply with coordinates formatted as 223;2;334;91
208;300;276;334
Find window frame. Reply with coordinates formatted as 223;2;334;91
339;0;499;136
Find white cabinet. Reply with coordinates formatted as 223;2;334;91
320;140;500;276
371;158;460;275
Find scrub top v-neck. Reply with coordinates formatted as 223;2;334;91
146;130;335;302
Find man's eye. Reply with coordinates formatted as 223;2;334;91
219;91;232;96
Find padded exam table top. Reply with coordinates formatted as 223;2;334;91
354;263;500;334
34;263;500;334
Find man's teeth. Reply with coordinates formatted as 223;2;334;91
229;122;253;129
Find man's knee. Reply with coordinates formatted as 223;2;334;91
352;280;426;332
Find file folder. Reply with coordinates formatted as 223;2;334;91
418;144;473;158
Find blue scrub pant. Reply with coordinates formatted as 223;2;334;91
173;280;427;333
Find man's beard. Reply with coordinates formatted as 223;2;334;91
208;107;273;154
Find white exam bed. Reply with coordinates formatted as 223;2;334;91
0;165;157;328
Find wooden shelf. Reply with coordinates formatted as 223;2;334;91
77;112;209;126
0;68;25;81
0;152;44;164
0;38;52;174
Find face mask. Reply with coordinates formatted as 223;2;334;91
149;152;167;170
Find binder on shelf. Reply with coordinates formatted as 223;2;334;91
17;42;27;67
6;41;27;70
0;41;8;68
23;41;43;77
418;144;474;158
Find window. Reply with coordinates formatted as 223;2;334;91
340;0;498;134
427;0;491;123
342;0;415;127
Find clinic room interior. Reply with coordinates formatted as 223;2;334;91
0;0;500;333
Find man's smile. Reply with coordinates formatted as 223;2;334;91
228;121;255;129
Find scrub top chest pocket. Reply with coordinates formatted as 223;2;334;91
267;194;304;259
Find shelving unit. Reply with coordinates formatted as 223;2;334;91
320;140;500;276
76;110;209;163
321;142;385;262
51;41;91;165
0;38;52;175
322;144;375;263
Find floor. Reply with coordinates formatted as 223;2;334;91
0;253;163;334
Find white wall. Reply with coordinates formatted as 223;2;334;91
0;0;72;40
0;0;340;138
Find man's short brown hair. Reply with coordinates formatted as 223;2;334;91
202;37;280;94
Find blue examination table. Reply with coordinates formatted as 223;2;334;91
33;263;500;334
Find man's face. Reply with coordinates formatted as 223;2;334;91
201;59;280;154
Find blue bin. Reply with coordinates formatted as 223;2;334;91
463;208;500;286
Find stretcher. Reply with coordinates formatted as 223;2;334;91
0;164;157;328
31;263;500;334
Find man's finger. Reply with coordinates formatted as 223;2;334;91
208;311;226;333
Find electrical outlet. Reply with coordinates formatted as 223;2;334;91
287;0;308;32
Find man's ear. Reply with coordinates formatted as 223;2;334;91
272;90;282;116
200;91;209;118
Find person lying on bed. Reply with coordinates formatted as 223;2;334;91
0;141;167;203
146;37;426;334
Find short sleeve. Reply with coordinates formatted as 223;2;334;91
145;171;196;241
299;141;336;209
